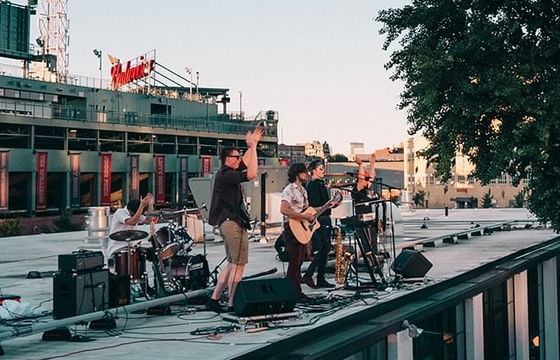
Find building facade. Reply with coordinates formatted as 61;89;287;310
404;136;526;208
0;72;279;217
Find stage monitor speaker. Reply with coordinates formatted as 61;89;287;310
392;249;432;278
53;269;109;319
233;278;297;317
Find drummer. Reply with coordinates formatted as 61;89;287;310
107;193;154;258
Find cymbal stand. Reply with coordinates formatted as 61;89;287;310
209;256;227;286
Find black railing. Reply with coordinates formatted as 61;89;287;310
0;101;278;137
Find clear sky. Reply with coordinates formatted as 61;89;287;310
37;0;410;155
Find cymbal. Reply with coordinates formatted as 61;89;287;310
109;230;149;242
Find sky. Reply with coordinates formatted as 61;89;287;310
28;0;410;155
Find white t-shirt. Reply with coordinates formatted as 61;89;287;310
107;207;147;256
281;182;308;222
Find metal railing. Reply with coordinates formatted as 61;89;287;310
0;100;278;137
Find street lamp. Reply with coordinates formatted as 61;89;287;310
93;49;102;88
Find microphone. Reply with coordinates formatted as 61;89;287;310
200;202;208;211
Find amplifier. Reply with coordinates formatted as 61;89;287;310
53;269;109;319
58;250;104;273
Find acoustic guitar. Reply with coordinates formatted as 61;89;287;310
289;191;343;244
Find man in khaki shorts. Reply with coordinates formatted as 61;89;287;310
206;125;263;312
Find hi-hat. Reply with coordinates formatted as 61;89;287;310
109;230;149;241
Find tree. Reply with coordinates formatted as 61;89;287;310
412;190;426;207
328;153;349;162
378;1;560;230
481;189;494;208
512;190;526;208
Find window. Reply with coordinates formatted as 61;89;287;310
483;283;509;359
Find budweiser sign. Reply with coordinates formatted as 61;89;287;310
110;53;155;88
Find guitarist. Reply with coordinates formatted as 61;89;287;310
280;163;315;303
206;126;263;313
302;160;336;289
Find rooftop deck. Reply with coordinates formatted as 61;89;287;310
0;208;556;359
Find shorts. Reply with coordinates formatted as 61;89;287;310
220;220;249;265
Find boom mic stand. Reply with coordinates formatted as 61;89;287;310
373;179;399;284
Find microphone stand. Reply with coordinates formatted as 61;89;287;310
374;180;398;284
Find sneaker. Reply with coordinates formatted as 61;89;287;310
316;279;335;288
205;298;224;313
302;276;317;289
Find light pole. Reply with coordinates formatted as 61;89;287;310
93;49;102;88
185;67;193;99
196;71;199;97
239;90;243;119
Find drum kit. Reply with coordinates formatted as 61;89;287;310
108;206;209;299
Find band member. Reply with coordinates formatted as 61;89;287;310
352;153;377;215
352;153;379;253
206;126;263;313
280;163;315;302
107;193;153;257
302;160;335;288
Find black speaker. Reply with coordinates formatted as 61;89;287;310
53;269;109;319
109;273;130;308
392;249;432;278
233;278;297;317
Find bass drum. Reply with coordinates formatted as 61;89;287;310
171;254;209;291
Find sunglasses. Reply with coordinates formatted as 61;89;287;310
228;154;242;159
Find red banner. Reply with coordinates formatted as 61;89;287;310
0;151;8;210
100;153;112;206
69;153;81;208
130;155;139;200
179;157;188;205
155;155;165;205
201;156;212;177
36;152;48;210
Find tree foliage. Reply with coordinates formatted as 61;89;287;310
412;190;426;207
512;190;526;208
377;0;560;230
481;189;495;208
328;153;349;162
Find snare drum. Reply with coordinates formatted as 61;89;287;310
171;254;209;290
114;248;147;281
155;227;181;260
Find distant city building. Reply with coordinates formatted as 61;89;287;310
404;136;527;208
322;141;331;159
298;140;325;159
349;142;365;158
278;144;306;164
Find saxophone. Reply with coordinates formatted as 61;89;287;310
334;227;347;286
